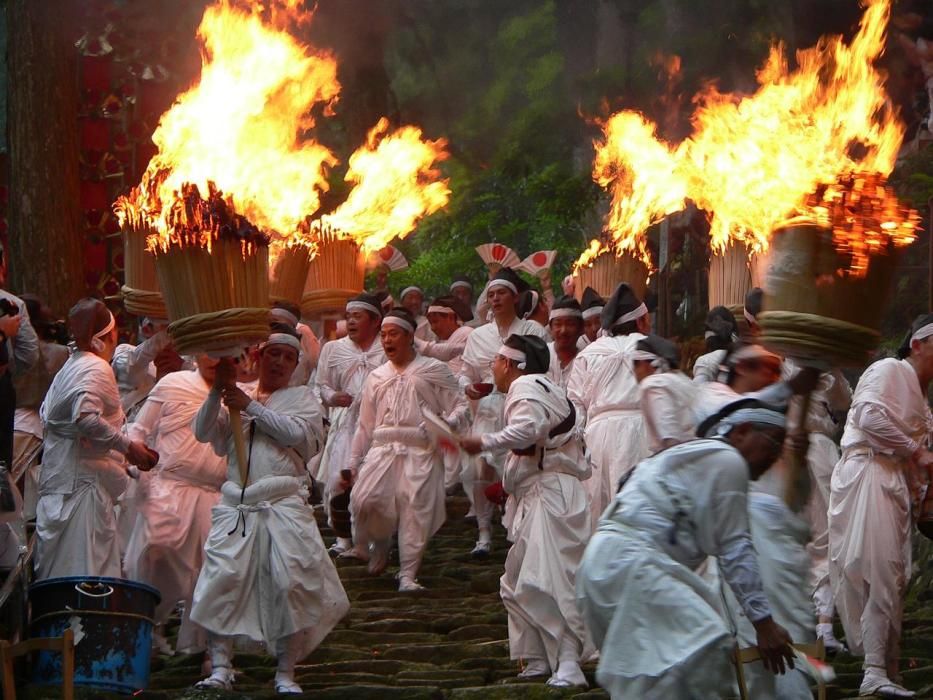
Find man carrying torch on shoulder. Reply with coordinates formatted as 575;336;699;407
191;326;349;695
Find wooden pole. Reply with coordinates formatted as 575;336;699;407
229;410;249;487
783;391;812;512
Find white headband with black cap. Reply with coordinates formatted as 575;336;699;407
911;323;933;345
450;280;472;291
616;302;648;325
400;286;423;300
582;305;603;320
497;345;527;370
427;305;456;315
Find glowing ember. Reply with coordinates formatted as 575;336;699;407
323;118;450;254
574;0;919;274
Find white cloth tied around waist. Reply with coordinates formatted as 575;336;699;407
372;426;430;449
220;475;305;507
588;406;641;423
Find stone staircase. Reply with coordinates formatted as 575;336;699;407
138;491;607;700
18;493;933;699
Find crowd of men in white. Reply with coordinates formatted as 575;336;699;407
3;265;932;699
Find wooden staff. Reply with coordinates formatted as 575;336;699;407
783;389;812;512
229;409;249;487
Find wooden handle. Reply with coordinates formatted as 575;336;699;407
229;409;249;487
783;391;812;511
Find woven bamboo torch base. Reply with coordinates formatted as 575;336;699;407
759;218;897;367
154;238;271;356
573;251;649;301
122;224;166;318
301;237;365;318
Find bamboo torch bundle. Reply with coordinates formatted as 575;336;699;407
708;240;754;309
301;219;366;318
114;199;168;319
757;173;920;510
573;249;649;301
269;240;314;306
149;182;271;357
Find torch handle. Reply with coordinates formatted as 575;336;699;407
229;409;249;487
783;390;812;512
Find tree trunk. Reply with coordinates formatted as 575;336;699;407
6;0;84;315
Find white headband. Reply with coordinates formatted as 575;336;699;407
450;280;472;291
715;407;786;434
93;312;116;341
522;291;540;320
910;323;933;345
400;286;423;300
382;315;415;334
497;344;527;370
631;349;670;374
549;307;583;322
581;305;603;320
744;308;757;325
615;302;648;325
260;333;301;353
346;300;381;316
270;307;299;327
427;305;456;315
487;279;517;294
728;344;780;365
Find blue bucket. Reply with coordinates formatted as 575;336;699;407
29;576;161;694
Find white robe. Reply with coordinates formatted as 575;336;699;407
545;342;577;390
315;337;385;508
349;355;468;579
576;439;771;699
190;385;348;658
458;317;548;528
482;375;591;669
36;352;129;579
415;325;474;488
123;369;226;652
829;358;931;669
692;349;727;384
566;333;647;526
638;370;697;453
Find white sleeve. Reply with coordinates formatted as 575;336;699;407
128;398;162;446
416;334;468;362
481;399;548;452
193;389;230;456
348;379;376;471
851;402;921;457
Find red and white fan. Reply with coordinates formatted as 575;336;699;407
476;243;520;272
516;250;557;277
368;245;409;272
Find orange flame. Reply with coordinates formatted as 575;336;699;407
317;117;450;255
115;0;339;245
575;0;918;272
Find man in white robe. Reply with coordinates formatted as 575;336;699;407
458;268;548;556
630;335;697;453
692;306;738;384
576;397;796;699
35;298;156;579
567;282;650;526
191;330;348;694
124;356;227;655
315;293;385;555
450;276;482;328
399;285;435;341
271;303;320;388
577;287;603;351
545;296;583;389
829;315;933;699
347;310;469;591
416;296;474;490
694;346;823;700
781;359;852;653
462;334;591;688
